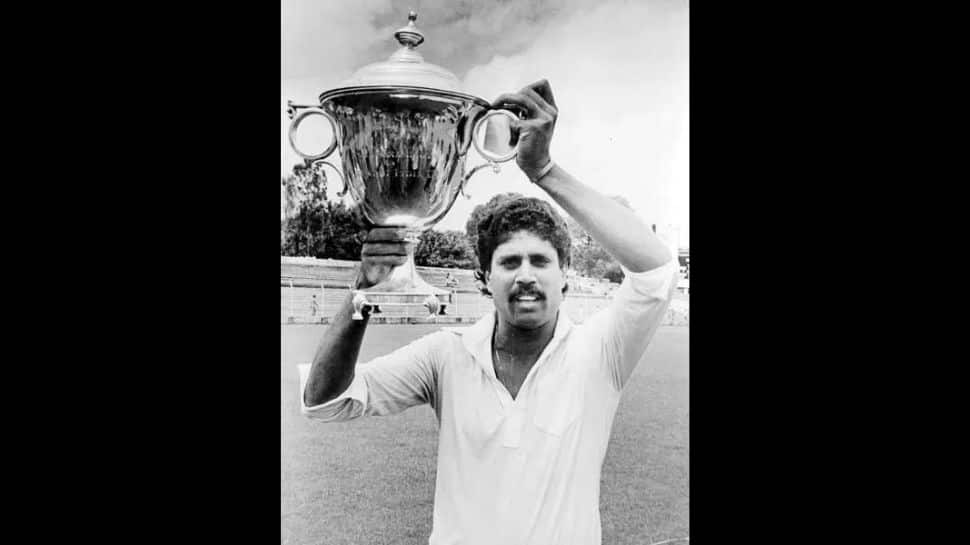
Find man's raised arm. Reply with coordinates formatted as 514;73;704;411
302;229;410;407
491;80;672;272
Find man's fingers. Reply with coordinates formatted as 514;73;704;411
491;92;542;119
364;255;408;267
489;93;527;117
362;241;409;256
366;227;410;243
492;90;555;124
362;228;410;280
526;79;556;108
521;88;557;118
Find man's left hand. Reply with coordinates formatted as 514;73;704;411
491;79;558;181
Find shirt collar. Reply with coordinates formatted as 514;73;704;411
450;308;574;375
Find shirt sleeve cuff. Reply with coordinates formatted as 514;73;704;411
298;363;369;415
618;256;680;301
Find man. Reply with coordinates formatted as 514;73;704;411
300;80;679;545
445;271;459;290
310;294;319;320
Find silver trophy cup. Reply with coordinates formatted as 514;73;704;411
287;12;519;320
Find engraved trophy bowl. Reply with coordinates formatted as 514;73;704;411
286;11;520;320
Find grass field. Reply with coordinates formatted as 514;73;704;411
281;324;689;545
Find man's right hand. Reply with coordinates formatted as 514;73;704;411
357;227;412;289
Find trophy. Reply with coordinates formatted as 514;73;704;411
286;11;520;320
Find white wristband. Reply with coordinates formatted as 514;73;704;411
530;160;556;183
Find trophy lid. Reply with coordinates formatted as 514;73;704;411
334;11;463;93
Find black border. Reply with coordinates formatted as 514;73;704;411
63;5;286;542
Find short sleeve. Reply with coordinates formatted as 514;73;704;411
299;331;446;422
299;364;369;421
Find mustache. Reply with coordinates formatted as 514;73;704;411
509;287;545;301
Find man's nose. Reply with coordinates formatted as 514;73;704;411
515;265;537;286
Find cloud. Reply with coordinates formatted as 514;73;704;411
446;0;689;243
368;0;604;77
281;0;392;81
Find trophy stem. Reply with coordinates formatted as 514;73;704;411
351;228;454;320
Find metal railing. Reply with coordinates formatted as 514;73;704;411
280;280;622;325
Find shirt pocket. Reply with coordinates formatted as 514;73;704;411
532;367;585;437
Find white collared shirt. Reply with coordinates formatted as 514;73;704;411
299;258;679;545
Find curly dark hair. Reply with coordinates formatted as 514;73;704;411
473;197;571;297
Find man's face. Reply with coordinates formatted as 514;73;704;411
486;230;566;330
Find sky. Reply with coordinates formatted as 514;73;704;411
282;0;689;247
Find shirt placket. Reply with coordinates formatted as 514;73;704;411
497;339;563;449
474;314;570;450
501;397;527;448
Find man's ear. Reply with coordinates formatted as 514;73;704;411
474;268;493;297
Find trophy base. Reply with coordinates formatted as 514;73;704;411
351;229;455;321
351;280;453;321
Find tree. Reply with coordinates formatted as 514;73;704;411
415;229;476;269
281;175;304;219
282;199;367;259
280;168;367;259
281;175;302;250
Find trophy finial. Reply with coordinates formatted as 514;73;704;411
395;10;424;48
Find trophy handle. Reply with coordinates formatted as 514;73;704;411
294;158;348;198
461;109;520;199
287;100;338;162
471;109;519;164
